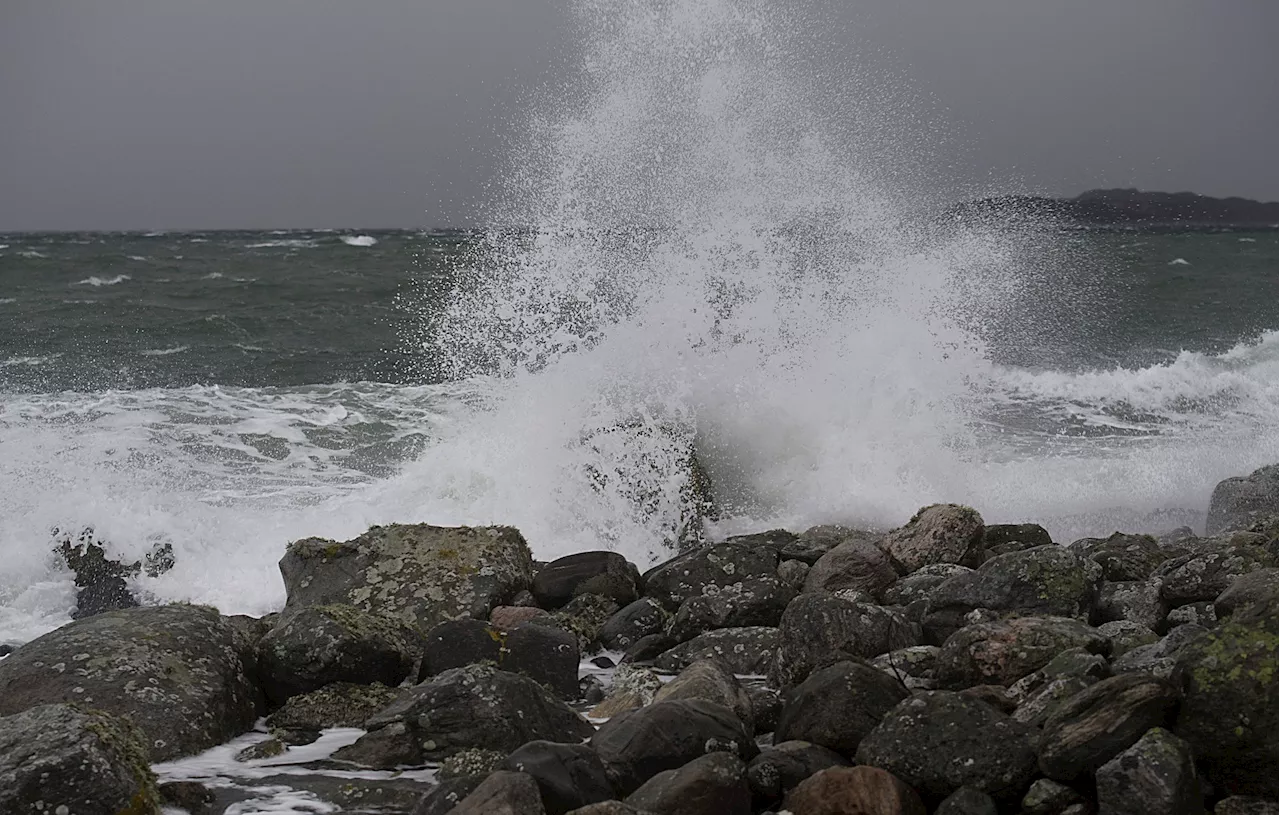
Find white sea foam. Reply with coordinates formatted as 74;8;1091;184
75;274;132;287
340;235;377;247
140;346;189;357
1238;237;1257;242
0;298;15;304
246;239;318;249
19;250;47;259
1168;257;1190;265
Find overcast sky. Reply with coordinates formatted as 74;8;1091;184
1;1;1275;231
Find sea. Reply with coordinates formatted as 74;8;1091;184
1;1;1276;650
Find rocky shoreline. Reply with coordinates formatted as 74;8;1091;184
0;464;1276;815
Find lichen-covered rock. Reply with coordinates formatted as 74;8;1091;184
928;545;1102;620
777;558;810;590
779;526;881;565
934;787;998;815
1155;543;1276;608
588;664;662;720
935;616;1109;689
855;691;1037;803
653;658;754;732
412;775;489;815
774;659;911;755
590;699;757;794
502;741;614;815
599;598;668;651
1093;579;1168;631
493;605;554;629
642;542;778;610
879;504;986;574
336;664;594;765
257;604;420;705
0;604;257;760
1206;464;1278;535
1071;532;1167;581
745;740;851;805
881;564;973;606
653;626;778;676
1215;797;1280;815
625;751;751;815
1095;727;1201;815
532;551;642;609
1097;619;1159;657
450;770;546;815
803;536;900;599
1111;623;1207;680
1005;646;1109;719
1020;778;1084;815
419;618;580;699
870;645;941;690
770;594;920;688
0;703;159;815
551;593;621;653
279;523;534;632
1174;612;1279;797
439;748;507;780
1036;673;1181;781
266;681;402;744
1166;601;1218;629
666;577;795;642
782;765;926;815
983;523;1054;553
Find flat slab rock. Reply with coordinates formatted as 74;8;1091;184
280;523;534;632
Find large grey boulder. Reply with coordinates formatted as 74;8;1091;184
590;699;756;795
599;598;668;651
666;577;795;642
1070;533;1166;581
418;618;580;699
532;551;642;609
652;659;754;732
1093;579;1168;630
855;690;1038;804
501;741;615;815
879;504;986;573
450;770;546;815
773;659;910;755
0;704;160;815
782;765;926;815
642;542;778;610
280;523;534;631
0;604;257;760
928;545;1102;620
769;594;920;688
881;564;973;606
653;626;778;675
265;681;403;744
336;664;594;765
624;751;751;815
1155;542;1276;608
745;740;851;805
1095;727;1201;815
802;536;899;599
936;616;1109;689
1206;464;1278;535
257;604;420;705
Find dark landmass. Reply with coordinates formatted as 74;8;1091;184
948;189;1279;229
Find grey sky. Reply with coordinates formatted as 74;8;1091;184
1;0;1275;231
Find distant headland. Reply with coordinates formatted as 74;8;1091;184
947;189;1278;229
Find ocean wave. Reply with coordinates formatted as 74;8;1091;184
1168;258;1190;265
139;346;189;357
245;239;318;249
340;235;377;247
19;251;47;259
1;354;60;367
0;298;15;305
74;274;132;287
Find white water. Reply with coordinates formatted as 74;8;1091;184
1;0;1276;645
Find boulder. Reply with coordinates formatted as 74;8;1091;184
855;691;1037;803
419;619;580;699
1174;612;1279;797
746;684;782;734
774;659;910;754
622;633;678;664
625;752;751;815
1155;544;1275;608
879;504;986;573
1215;569;1280;620
588;665;662;720
1111;623;1207;680
653;626;777;675
279;523;533;631
935;616;1109;689
983;523;1053;552
493;606;554;629
780;526;879;564
1166;601;1218;629
803;537;899;599
782;765;926;815
642;542;778;610
336;664;594;765
412;776;489;815
552;593;621;652
928;545;1102;620
1093;579;1167;631
590;699;756;794
1206;464;1278;535
532;551;642;609
450;770;547;815
0;704;159;815
265;681;402;744
652;659;753;732
746;740;851;805
1020;779;1084;815
599;598;669;651
777;558;810;589
666;577;795;642
1095;727;1201;815
257;604;420;705
1215;798;1280;815
502;741;615;815
933;787;998;815
869;645;941;690
561;804;649;815
881;564;973;606
0;604;257;760
1036;673;1180;781
770;594;920;688
1096;619;1159;657
1071;532;1166;581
